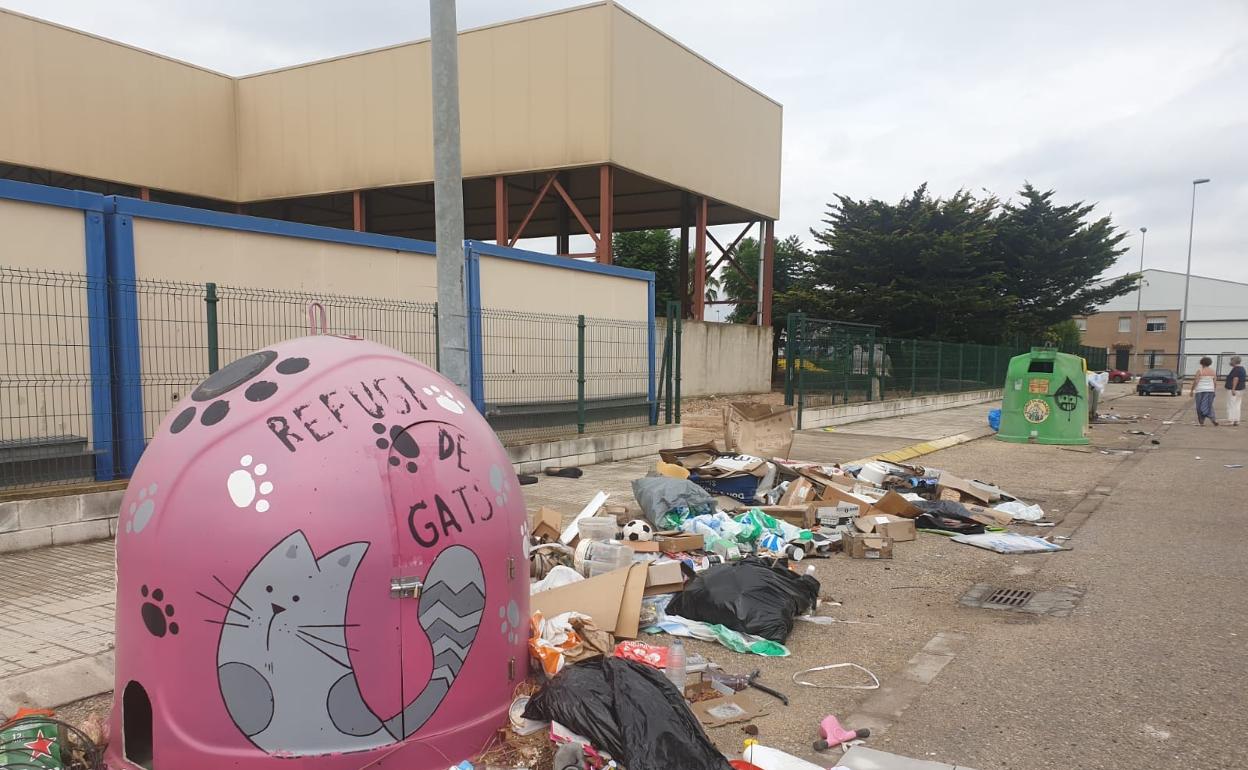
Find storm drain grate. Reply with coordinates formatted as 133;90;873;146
959;582;1084;616
983;588;1035;608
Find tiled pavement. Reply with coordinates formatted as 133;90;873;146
0;540;114;679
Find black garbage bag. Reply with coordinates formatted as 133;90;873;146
664;558;819;642
913;500;986;535
523;658;731;770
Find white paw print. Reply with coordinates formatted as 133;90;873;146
489;464;511;507
126;483;158;534
499;599;522;645
227;455;274;513
422;384;466;415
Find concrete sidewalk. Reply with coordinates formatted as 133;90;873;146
0;393;1012;712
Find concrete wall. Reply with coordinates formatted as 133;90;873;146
0;9;237;199
657;320;772;397
610;7;782;219
0;488;123;553
799;388;1002;430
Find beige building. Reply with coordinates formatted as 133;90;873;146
0;1;783;321
1076;309;1180;372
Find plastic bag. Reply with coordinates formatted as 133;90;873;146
632;476;716;525
987;408;1001;432
664;558;819;643
994;499;1045;522
656;614;790;657
912;500;987;535
523;658;732;770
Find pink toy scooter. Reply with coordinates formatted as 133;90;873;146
812;715;870;752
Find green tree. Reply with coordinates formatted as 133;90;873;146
995;184;1136;340
612;229;680;313
1042;319;1084;351
723;235;815;325
809;185;1008;343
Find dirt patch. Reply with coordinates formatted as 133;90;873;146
680;391;787;446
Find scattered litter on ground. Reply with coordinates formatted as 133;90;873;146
952;532;1065;554
791;663;881;690
1226;464;1243;469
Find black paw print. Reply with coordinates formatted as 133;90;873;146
373;423;420;473
169;352;311;435
140;585;178;638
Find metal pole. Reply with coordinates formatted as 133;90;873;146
204;282;219;374
1133;227;1147;372
756;221;766;325
784;313;797;405
576;315;586;435
936;341;943;393
430;0;470;390
1179;179;1210;377
674;315;683;423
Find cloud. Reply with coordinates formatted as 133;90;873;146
8;0;1247;280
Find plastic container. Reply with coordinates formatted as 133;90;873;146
666;638;687;694
577;516;620;542
741;740;825;770
857;461;890;486
574;539;633;577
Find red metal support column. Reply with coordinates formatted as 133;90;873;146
761;219;775;326
556;172;571;255
138;187;150;201
597;165;614;264
494;176;508;245
692;196;708;320
352;191;366;231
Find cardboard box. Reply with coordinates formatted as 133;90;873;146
757;505;816;528
966;505;1013;528
873;490;922;519
853;514;916;542
529;563;649;638
658;533;704;553
530;507;563;543
644;560;685;595
845;530;894;559
724;402;796;459
819;485;881;517
780;477;817;506
936;472;995;505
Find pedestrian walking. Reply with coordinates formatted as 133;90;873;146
1225;355;1246;426
1190;356;1219;426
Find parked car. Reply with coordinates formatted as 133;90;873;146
1108;369;1133;383
1136;368;1180;396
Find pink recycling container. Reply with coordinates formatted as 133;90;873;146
106;335;529;770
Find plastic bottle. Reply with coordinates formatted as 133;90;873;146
742;739;826;770
666;639;687;695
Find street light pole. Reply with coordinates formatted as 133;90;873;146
1133;226;1146;372
430;0;470;391
1178;178;1210;377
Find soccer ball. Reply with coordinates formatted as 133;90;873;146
621;519;654;542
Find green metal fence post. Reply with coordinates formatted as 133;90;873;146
674;314;682;424
935;341;943;393
976;345;984;387
784;313;797;405
866;334;876;402
433;301;440;372
910;341;918;396
205;282;220;374
957;343;964;392
576;315;586;434
796;314;806;428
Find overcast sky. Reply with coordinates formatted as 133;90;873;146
9;0;1247;285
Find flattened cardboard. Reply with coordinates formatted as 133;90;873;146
799;468;854;491
966;505;1013;528
724;402;796;459
623;539;661;553
659;442;720;469
936;472;994;504
757;505;816;528
874;490;922;519
531;507;563;543
658;533;704;553
819;485;881;516
529;562;649;638
845;530;894;559
852;514;916;542
690;692;767;728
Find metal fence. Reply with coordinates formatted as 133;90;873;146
1;266;654;490
782;314;1107;426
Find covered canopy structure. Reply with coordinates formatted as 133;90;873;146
0;1;783;320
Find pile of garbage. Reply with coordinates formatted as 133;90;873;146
460;413;1062;769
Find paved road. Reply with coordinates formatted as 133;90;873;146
8;385;1246;770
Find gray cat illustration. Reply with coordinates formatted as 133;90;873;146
208;530;485;756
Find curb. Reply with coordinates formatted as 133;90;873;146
851;426;996;466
